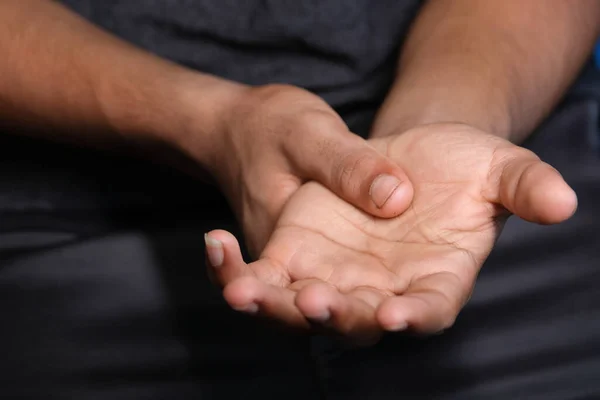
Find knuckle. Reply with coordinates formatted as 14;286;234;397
249;84;319;114
249;83;302;103
234;85;300;125
295;109;344;135
294;111;319;132
240;85;344;139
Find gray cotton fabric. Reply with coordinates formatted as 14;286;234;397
1;2;600;399
1;92;600;399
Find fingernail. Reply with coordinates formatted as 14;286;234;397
370;174;402;209
389;321;408;332
204;233;224;267
233;303;259;314
307;309;331;324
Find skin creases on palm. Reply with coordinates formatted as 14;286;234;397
251;125;506;335
220;123;575;339
262;177;497;294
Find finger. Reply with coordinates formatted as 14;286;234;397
204;229;252;287
487;149;578;224
289;126;414;219
223;276;309;328
205;230;290;287
343;287;390;345
295;282;384;341
377;272;470;335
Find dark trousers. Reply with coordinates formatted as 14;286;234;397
1;79;600;399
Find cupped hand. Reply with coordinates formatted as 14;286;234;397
205;84;413;256
206;123;577;342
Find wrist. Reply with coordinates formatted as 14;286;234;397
93;61;249;174
370;84;514;141
164;70;250;174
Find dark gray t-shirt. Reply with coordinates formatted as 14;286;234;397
0;0;422;212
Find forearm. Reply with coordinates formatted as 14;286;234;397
371;0;600;142
0;0;245;171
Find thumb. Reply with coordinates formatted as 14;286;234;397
291;131;414;218
487;148;578;224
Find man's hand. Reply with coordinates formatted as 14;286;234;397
0;1;414;258
205;123;577;342
194;84;413;257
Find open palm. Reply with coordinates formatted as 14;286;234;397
208;124;577;341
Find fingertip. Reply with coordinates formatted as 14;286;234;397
324;141;414;219
532;178;578;224
370;174;414;218
206;229;246;267
295;283;336;321
376;298;408;332
298;284;384;340
206;229;240;247
223;276;262;313
204;232;224;268
497;157;578;225
523;165;578;224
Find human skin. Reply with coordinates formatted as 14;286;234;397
0;0;414;256
208;0;600;341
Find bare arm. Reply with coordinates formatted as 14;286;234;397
0;0;245;171
0;0;420;253
371;0;600;142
